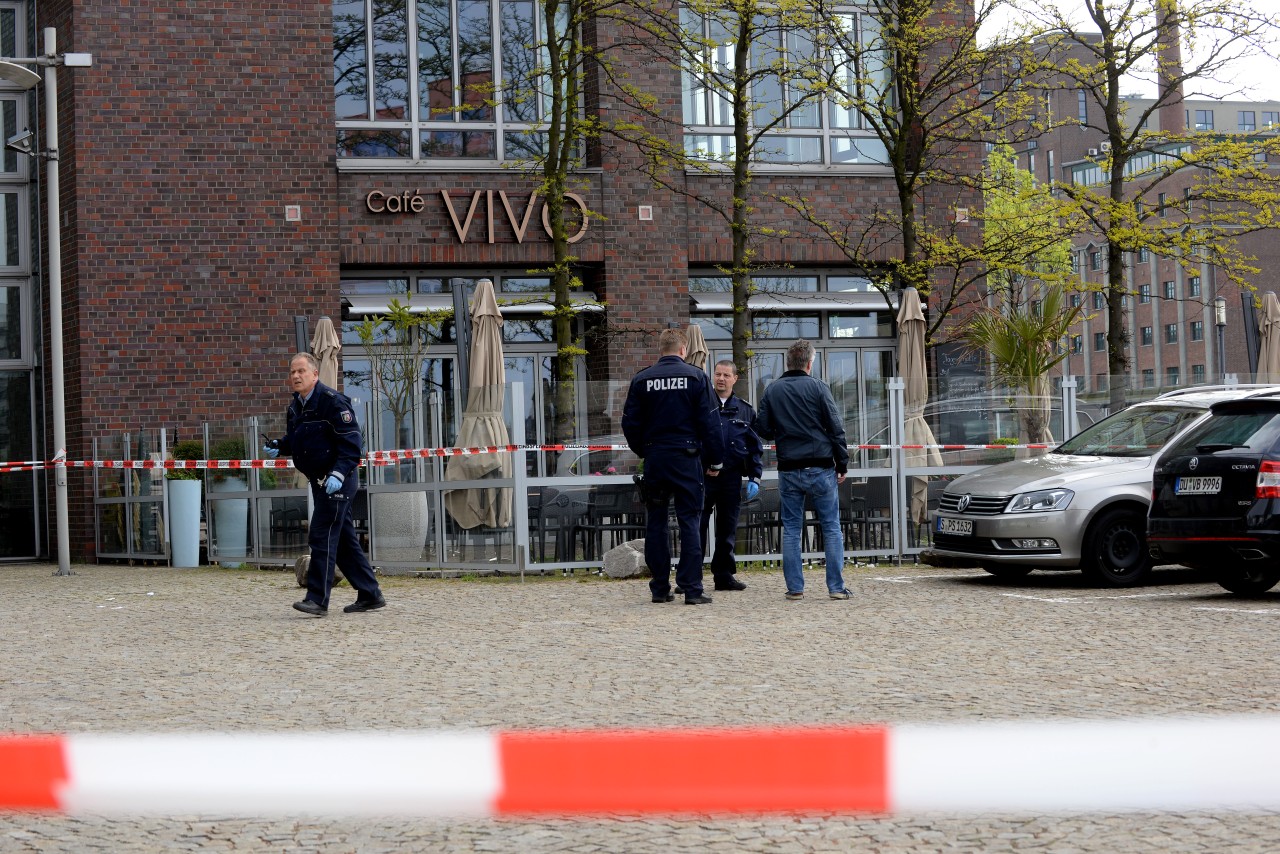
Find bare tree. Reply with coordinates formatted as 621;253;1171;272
778;0;1041;341
610;0;834;384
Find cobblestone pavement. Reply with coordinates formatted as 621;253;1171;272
2;561;1279;852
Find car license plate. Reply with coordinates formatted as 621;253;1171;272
936;517;973;536
1175;476;1222;495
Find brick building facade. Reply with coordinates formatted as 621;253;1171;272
8;0;977;561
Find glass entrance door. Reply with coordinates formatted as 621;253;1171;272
0;370;36;558
827;348;893;469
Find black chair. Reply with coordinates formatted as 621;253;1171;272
847;477;893;552
908;478;947;548
351;487;370;552
574;484;647;560
269;499;308;548
527;486;556;562
739;484;781;555
534;487;590;563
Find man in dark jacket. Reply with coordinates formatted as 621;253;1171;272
622;328;725;605
756;339;851;601
264;353;385;617
699;359;763;591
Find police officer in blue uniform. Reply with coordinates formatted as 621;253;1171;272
699;359;764;591
622;328;724;604
264;353;385;617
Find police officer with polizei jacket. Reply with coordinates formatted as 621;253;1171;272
622;328;725;605
698;359;764;592
263;353;386;617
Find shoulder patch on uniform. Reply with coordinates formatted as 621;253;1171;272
340;410;352;423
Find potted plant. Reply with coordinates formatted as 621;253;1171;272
987;437;1019;464
166;439;204;567
208;436;250;566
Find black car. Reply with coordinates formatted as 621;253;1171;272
1148;397;1280;595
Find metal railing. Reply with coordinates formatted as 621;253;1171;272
93;375;1233;573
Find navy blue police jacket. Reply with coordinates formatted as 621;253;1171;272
276;381;363;498
716;393;764;481
622;354;725;469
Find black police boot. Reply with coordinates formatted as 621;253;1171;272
292;599;327;616
714;576;747;591
684;594;713;605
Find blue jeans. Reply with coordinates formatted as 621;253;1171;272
778;467;846;594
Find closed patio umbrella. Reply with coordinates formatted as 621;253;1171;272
897;287;942;524
310;316;341;388
685;323;709;370
445;279;512;529
1258;292;1280;384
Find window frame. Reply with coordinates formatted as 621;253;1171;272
335;0;581;166
679;4;891;170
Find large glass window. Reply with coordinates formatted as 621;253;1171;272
341;271;586;474
0;284;20;359
680;6;889;166
335;0;570;162
0;370;34;557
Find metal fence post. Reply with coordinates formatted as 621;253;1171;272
1061;376;1078;440
511;382;528;580
888;378;906;565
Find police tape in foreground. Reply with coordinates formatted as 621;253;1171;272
3;716;1280;816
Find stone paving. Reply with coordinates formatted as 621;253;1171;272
2;560;1279;852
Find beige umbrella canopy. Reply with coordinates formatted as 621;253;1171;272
310;316;341;389
685;323;709;370
445;279;512;529
1258;292;1280;384
897;287;942;525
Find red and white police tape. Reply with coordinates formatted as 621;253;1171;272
3;716;1280;816
2;440;1171;473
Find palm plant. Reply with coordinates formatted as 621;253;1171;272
962;287;1081;444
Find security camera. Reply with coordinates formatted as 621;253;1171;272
5;129;33;156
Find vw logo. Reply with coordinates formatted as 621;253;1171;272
1189;457;1199;471
957;494;971;512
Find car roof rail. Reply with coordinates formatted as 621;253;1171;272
1153;384;1280;400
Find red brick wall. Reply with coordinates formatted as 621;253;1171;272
51;1;338;558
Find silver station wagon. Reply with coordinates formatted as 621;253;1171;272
922;386;1280;587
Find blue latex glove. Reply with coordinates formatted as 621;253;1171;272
262;444;279;459
746;480;760;501
324;474;343;495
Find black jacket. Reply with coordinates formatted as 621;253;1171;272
756;370;849;474
276;381;364;496
715;393;764;480
621;354;724;467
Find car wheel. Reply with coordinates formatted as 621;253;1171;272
981;563;1034;579
1216;564;1280;596
1081;508;1151;587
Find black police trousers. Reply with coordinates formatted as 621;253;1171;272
700;470;744;582
643;450;706;599
304;482;381;609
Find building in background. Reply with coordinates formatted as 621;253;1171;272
1009;33;1280;395
1;1;979;561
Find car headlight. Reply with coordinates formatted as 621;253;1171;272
1005;488;1074;513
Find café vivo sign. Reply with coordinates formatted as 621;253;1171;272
366;189;589;244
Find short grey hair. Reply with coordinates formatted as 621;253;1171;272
785;339;814;371
291;352;320;372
